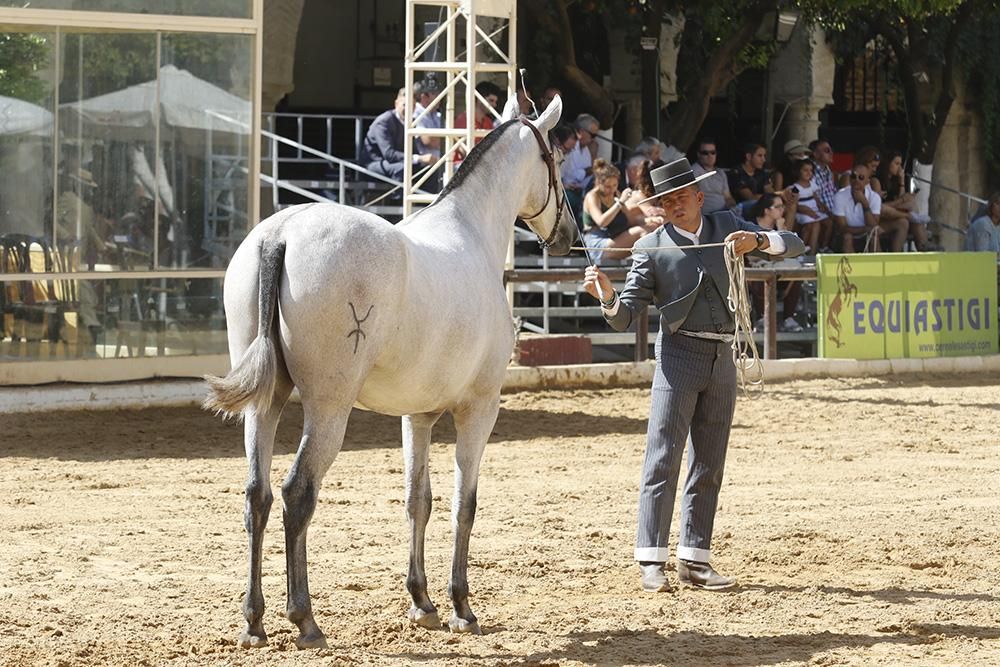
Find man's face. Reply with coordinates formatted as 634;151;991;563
749;148;767;170
697;143;717;168
659;185;704;228
394;93;407;117
577;124;598;147
559;134;578;154
850;165;870;192
418;92;436;110
813;141;832;166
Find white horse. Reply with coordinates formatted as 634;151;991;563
204;95;576;649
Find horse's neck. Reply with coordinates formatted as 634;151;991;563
421;157;524;268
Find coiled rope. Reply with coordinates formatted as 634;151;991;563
722;240;764;399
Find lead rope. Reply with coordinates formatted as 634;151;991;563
723;240;764;399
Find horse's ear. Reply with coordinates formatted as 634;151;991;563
499;93;519;123
535;94;561;132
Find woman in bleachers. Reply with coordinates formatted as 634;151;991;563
876;150;934;250
747;193;803;332
582;158;663;264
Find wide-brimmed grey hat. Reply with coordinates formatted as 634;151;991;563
636;156;715;205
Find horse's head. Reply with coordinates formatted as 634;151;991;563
502;94;579;256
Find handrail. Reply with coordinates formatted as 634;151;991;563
911;175;988;206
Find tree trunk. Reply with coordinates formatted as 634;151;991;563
663;6;771;151
519;0;614;128
876;2;972;165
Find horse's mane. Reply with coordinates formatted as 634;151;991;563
437;119;520;202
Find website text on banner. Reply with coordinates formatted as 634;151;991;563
817;253;998;359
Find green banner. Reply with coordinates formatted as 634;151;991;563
817;253;998;359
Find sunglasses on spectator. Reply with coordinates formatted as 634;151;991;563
699;149;716;155
850;172;868;181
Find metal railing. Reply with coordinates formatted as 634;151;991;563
261;111;375;164
506;265;818;361
911;174;987;238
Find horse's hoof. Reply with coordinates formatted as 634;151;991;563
237;629;268;649
295;631;328;650
448;616;482;635
408;606;441;629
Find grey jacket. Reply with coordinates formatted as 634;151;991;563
606;210;805;334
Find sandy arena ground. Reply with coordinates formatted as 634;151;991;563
1;374;999;666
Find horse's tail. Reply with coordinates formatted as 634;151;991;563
203;237;287;420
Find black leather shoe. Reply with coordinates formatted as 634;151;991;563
638;562;671;593
677;559;735;590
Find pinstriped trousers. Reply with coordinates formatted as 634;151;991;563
634;330;737;564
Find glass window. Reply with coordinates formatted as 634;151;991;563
0;1;251;19
59;31;157;271
159;32;252;270
0;31;56;244
1;275;227;360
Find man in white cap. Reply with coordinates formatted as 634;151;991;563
582;157;804;593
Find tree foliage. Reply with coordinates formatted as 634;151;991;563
0;33;51;104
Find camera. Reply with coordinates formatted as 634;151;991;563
791;185;799;194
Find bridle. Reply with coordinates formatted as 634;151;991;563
517;116;565;248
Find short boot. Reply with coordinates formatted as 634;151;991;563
638;562;671;593
677;560;735;590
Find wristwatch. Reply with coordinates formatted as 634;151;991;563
754;231;765;249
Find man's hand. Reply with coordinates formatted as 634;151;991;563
724;230;763;256
583;265;614;302
851;188;868;206
418;153;436;165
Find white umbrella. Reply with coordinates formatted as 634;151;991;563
60;64;250;139
0;95;53;135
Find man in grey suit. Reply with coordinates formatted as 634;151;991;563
583;157;804;592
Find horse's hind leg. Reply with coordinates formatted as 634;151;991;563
239;378;293;649
282;404;350;649
403;412;443;629
447;397;500;635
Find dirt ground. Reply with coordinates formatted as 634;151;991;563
1;374;998;667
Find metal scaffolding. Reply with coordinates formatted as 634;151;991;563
402;0;517;217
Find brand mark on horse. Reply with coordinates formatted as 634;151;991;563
347;302;374;354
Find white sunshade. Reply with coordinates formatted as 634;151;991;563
0;96;54;136
61;64;250;138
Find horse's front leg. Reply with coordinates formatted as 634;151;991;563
403;412;443;629
448;397;500;635
239;382;291;649
282;406;350;649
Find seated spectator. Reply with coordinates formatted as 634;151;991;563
831;164;907;252
582;158;663;264
788;158;830;253
747;192;803;332
360;87;435;180
456;80;501;134
729;143;774;207
552;124;577;154
539;86;562;111
965;191;1000;253
632;136;663;163
413;78;443;192
624;157;666;218
691;137;736;214
561;113;600;221
413;78;442;160
810;139;839;251
855;146;882;192
773;139;811;191
876;149;934;250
